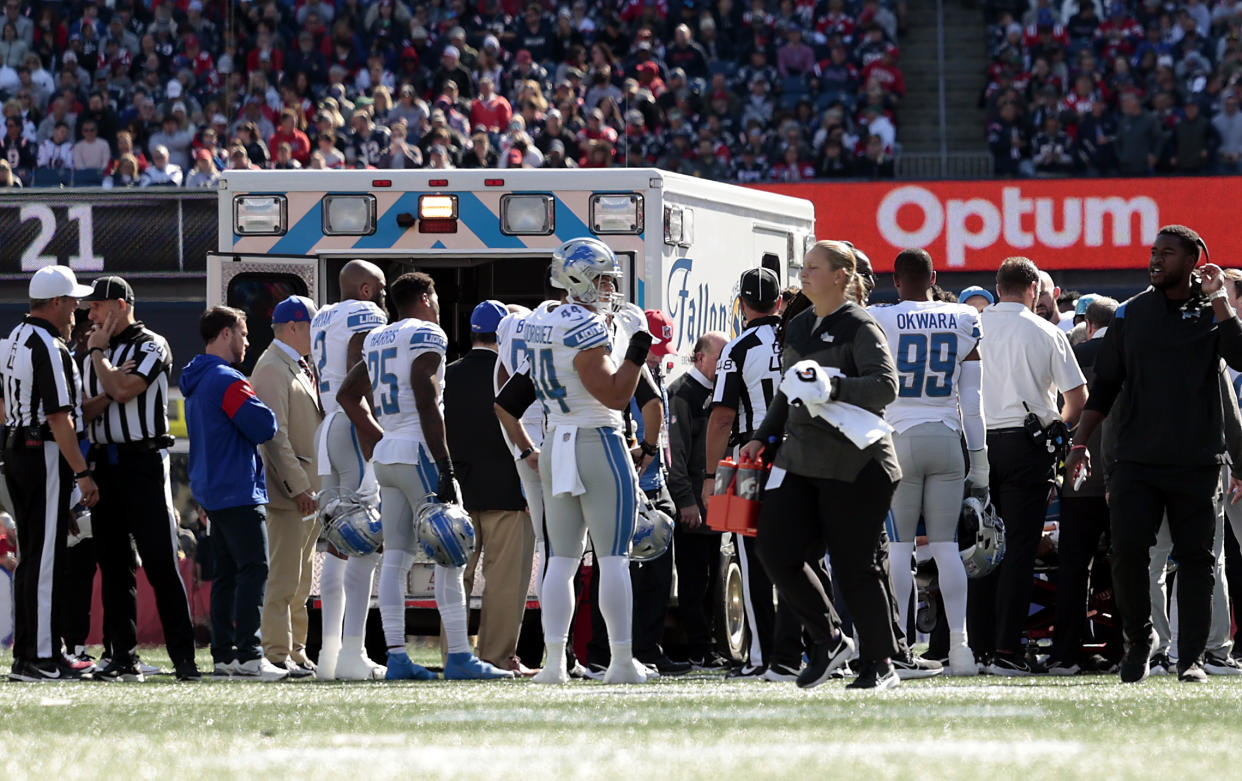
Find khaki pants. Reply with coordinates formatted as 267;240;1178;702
261;505;319;664
442;509;535;665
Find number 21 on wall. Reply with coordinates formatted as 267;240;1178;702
18;204;104;272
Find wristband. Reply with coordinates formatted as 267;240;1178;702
1210;288;1228;302
639;440;658;457
704;472;716;479
74;469;92;480
87;346;105;356
434;458;455;478
517;447;535;461
624;331;654;366
1070;444;1087;452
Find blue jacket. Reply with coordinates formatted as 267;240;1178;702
180;353;278;511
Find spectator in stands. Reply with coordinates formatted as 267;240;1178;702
315;131;344;169
462;131;497;168
149;112;194;172
471;75;512;134
186;148;220;188
0;22;26;69
1170;101;1219;174
854;133;896;178
36;98;72;143
0;114;33;184
35;119;72;175
427;143;454;170
778;24;816;79
236;122;269;169
268;110;310;167
436;47;475;100
1115;91;1161;176
271;141;301;170
1032;115;1074;175
140;145;183;187
1214;91;1242;173
73;121;110;174
228;145;260;171
380;121;422;169
0;157;17;187
106;131;147;176
103;154;140;189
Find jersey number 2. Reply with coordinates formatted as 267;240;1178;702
368;347;400;414
313;331;330;393
896;333;956;398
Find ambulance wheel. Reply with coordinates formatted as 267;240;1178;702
713;551;747;663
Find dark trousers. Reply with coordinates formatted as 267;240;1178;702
968;429;1054;658
93;448;196;667
1053;496;1113;663
737;532;805;669
1109;462;1218;665
587;485;677;664
756;460;901;663
673;525;721;660
4;441;71;663
1226;522;1242;650
60;536;99;652
207;504;270;664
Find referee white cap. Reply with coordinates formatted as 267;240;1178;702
29;265;93;299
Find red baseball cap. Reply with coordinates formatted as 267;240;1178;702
645;310;677;356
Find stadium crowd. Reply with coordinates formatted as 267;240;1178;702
0;0;910;189
985;0;1242;177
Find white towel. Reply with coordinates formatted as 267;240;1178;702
804;398;895;450
550;425;586;497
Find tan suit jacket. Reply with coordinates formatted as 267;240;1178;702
251;340;323;510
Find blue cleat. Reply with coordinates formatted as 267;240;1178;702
384;652;437;681
443;652;516;680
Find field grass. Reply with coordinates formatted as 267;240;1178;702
1;645;1239;780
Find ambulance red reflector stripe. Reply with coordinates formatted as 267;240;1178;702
428;179;449;187
419;220;457;233
484;178;504;186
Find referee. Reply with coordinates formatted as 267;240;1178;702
1066;225;1242;683
702;266;802;680
80;276;199;682
2;266;98;682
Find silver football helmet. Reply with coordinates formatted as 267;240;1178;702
318;488;384;557
630;499;674;561
415;497;476;567
958;496;1006;579
550;237;623;308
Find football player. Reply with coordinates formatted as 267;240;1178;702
337;272;513;681
495;238;654;684
868;248;986;676
308;260;388;680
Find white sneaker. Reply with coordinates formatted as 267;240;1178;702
318;638;341;680
532;663;570;685
212;661;237;678
1204;654;1242;676
603;657;649;684
949;644;977;677
234;658;289;682
761;663;800;682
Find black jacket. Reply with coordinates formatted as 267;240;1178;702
1064;335;1106;498
666;369;713;518
1087;288;1242;467
444;348;524;511
755;303;901;483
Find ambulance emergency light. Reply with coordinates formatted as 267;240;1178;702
323;194;376;235
501;194;555;235
418;194;457;220
590;193;643;234
233;195;286;235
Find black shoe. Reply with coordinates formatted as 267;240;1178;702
797;633;856;690
282;659;315;679
1178;662;1209;683
892;652;944;680
985;653;1034;677
95;657;145;682
846;659;901;690
641;655;692;676
175;663;203;682
9;658;65;682
1119;644;1151;684
726;663;767;679
687;654;730;671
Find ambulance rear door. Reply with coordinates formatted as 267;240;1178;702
206;252;320;375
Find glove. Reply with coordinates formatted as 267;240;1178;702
625;329;654;366
436;459;460;505
612;302;648;337
965;449;990;501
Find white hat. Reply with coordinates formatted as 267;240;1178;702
30;266;93;299
167;79;183;98
443;44;460;59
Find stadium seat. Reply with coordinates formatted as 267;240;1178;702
781;76;810;97
32;168;69;188
72;169;104;187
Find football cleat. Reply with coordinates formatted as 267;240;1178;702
603;657;649;684
443;652;515;680
385;652;437;681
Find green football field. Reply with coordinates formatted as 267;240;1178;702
1;646;1238;780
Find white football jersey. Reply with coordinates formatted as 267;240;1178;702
869;300;982;434
495;309;546;447
521;301;622;430
365;317;447;466
310;299;387;416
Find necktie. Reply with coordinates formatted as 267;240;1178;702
299;358;322;411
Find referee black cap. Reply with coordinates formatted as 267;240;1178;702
84;275;134;305
739;267;780;308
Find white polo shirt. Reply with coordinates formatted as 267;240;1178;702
979;301;1087;429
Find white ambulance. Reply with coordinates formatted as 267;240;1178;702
207;167;815;660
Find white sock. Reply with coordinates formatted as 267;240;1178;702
929;542;968;639
541;556;579;645
596;555;633;646
543;641;566;672
343;553;379;640
610;640;634;667
380;550;415;650
889;541;916;633
320;553;347;646
435;564;470;654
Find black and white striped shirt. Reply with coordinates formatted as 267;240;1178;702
2;316;77;430
711;315;782;441
80;322;171;444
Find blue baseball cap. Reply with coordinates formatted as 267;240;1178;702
959;286;995;306
1074;293;1102;317
470;299;507;333
272;295;317;324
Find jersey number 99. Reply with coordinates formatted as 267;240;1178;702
896;333;956;398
